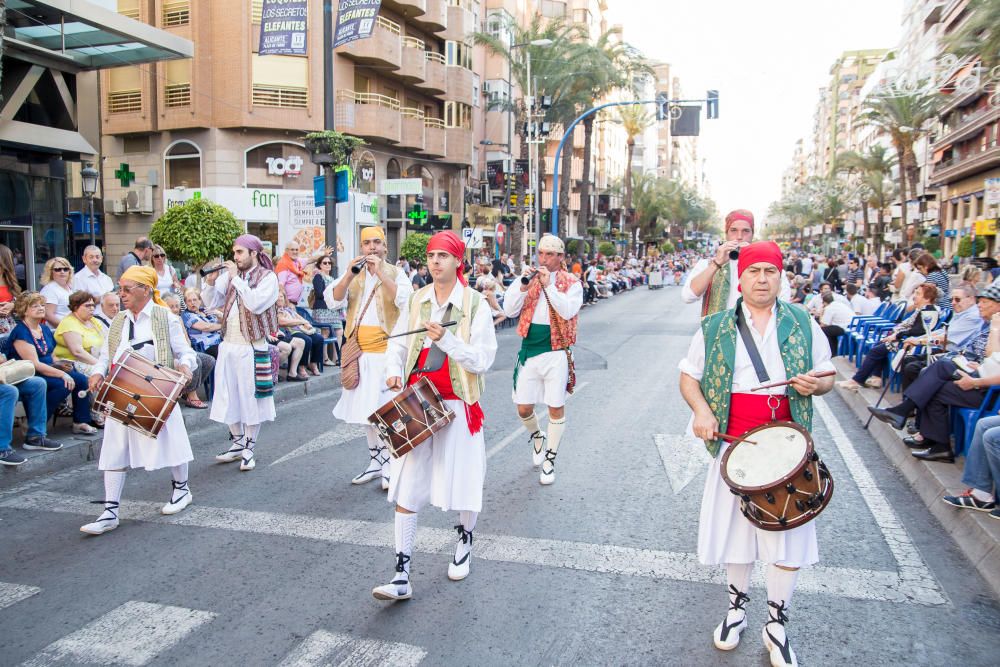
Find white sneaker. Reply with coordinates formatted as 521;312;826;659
161;483;192;515
539;450;556;485
80;503;119;535
530;431;547;467
215;437;244;463
352;466;381;485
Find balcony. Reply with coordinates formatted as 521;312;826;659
932;144;1000;183
445;126;473;165
412;0;447;32
442;1;474;41
382;0;427;17
423;118;447;157
934;107;1000;148
416;51;447;95
399;107;426;151
335;91;401;144
445;66;475;106
399;37;426;82
336;16;401;71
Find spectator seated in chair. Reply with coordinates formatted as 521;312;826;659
940;413;1000;520
899;283;983;391
277;291;325;377
818;291;855;355
0;355;64;466
163;293;214;409
181;288;222;357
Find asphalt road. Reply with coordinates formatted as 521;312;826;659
1;286;998;666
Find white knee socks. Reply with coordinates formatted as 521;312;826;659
454;511;477;563
459;510;478;532
725;562;753;624
519;412;541;436
228;423;244;440
243;424;260;464
170;463;189;503
394;512;419;581
365;425;385;474
546;417;566;453
765;565;799;645
101;470;126;520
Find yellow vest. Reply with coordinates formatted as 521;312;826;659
344;263;401;337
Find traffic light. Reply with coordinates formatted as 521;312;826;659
655;92;670;121
706;90;719;119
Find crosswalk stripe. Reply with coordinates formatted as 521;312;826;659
278;630;427;667
0;582;41;611
2;490;943;606
270;424;367;467
18;600;215;667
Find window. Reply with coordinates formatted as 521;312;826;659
573;8;591;25
251;0;263;23
386;159;402;218
444;102;472;129
117;0;139;19
438;173;452;212
484;79;510;107
245;142;313;189
485;10;512;48
354;73;370;94
540;0;566;18
164;59;192;107
405;165;435;224
472;74;480;108
107;66;142;113
162;0;190;26
165;141;201;189
252;54;308;108
353;151;377;194
445;40;473;70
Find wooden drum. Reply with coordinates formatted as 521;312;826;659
94;349;187;438
368;377;455;458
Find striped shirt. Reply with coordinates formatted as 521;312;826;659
923;270;951;309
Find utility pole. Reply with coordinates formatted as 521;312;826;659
323;0;339;276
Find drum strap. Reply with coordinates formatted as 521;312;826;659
127;320;154;351
735;306;770;384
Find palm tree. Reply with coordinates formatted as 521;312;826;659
860;90;940;230
835;144;896;251
618;104;653;238
944;0;1000;69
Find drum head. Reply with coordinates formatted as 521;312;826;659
723;423;810;491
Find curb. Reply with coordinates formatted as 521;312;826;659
831;357;1000;598
0;367;343;485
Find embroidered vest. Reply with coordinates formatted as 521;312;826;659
699;299;813;457
345;264;401;337
106;306;174;369
701;261;732;317
221;267;279;343
516;270;579;349
402;284;484;405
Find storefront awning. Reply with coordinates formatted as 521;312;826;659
4;0;193;71
0;119;96;154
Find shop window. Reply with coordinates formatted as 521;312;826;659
405;165;434;222
108;66;142;113
386;159;402;218
245;142;313;189
252;54;308;108
438;173;452;212
353;151;377;194
165;141;202;189
164;59;192;108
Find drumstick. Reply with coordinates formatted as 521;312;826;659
748;370;836;392
378;321;458;341
713;431;758;445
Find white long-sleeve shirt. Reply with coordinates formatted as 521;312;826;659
501;275;584;323
201;271;279;315
681;258;792;309
72;267;114;300
324;268;412;329
93;300;197;378
384;282;497;381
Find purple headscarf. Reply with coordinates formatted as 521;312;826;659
234;234;274;271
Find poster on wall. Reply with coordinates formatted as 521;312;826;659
333;0;383;48
258;0;308;56
279;196;327;257
986;178;1000;207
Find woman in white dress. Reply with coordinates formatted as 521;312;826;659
39;257;74;327
151;245;182;295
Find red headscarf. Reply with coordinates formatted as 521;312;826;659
427;231;468;285
737;241;784;278
725;209;755;232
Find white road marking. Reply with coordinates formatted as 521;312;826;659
0;582;41;610
654;433;710;494
278;630;427;667
19;600;216;667
271;424;368;467
815;397;948;605
485;381;589;460
3;490;942;605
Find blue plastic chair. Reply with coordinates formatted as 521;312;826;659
951;386;1000;458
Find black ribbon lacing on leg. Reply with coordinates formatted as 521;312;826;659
170;479;190;503
529;430;546;455
221;433;244;456
542;449;557;474
765;600;794;665
717;584;750;642
391;552;411;586
89;500;119;522
452;525;473;566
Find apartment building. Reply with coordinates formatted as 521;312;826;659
931;0;1000;257
101;0;481;267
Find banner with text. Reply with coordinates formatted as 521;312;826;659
258;0;308;56
333;0;383;48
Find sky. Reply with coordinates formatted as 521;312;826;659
606;0;906;222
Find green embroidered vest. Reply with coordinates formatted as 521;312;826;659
402;285;484;405
106;306;175;369
699;299;813;457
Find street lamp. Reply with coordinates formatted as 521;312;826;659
80;162;100;246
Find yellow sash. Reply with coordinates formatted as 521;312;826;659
357;325;388;353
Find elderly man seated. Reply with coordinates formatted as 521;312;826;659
868;285;1000;462
939;413;1000;519
0;360;64;466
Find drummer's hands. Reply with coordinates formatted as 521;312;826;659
692;409;719;441
788;371;833;397
424;320;445;341
386;376;403;391
88;374;103;394
176;364;193;382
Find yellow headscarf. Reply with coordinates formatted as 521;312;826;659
360;226;386;243
120;266;166;306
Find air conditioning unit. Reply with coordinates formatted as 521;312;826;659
110;198;127;215
125;185;154;214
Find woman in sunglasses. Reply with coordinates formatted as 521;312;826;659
151;244;182;295
40;257;74;327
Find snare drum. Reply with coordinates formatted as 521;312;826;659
94;350;187;438
368;376;455;458
720;421;834;531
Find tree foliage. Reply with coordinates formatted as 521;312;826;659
399;233;431;262
150;199;244;266
958;236;987;258
597;241;616;257
944;0;1000;69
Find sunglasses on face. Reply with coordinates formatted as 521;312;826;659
52;267;70;272
153;254;166;259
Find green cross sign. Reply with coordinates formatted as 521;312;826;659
114;163;136;187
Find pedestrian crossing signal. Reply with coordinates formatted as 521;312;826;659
706;90;719;119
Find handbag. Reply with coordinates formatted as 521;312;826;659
0;359;35;385
340;283;380;390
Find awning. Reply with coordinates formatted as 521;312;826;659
4;0;193;72
0;119;96;154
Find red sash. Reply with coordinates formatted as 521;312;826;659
726;393;792;438
408;347;484;435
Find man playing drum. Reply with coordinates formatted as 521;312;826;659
373;231;497;601
678;242;834;667
202;235;280;472
502;234;583;485
324;226;412;489
82;267;198;535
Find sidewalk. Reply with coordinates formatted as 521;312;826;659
0;367;343;483
832;356;1000;597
